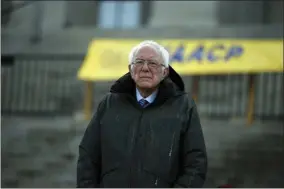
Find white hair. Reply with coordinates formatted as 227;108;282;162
128;40;170;68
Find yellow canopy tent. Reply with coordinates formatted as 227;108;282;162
78;39;283;125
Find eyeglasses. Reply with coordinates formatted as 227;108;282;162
132;59;165;69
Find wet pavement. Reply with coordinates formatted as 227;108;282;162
1;116;284;187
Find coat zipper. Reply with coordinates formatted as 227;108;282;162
169;132;175;158
129;110;144;187
155;178;159;186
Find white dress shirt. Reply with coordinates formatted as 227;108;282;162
136;88;158;104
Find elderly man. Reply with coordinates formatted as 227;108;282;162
77;40;207;188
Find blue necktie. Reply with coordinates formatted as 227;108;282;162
139;99;149;108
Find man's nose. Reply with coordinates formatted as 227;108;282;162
141;62;150;71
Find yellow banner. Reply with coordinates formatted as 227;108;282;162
78;39;283;81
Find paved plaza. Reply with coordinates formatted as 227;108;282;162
1;116;283;187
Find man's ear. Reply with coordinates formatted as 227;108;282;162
128;65;134;79
128;65;133;74
163;67;169;78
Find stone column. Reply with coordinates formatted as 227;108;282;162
30;1;44;44
64;1;99;28
149;1;219;27
218;1;265;25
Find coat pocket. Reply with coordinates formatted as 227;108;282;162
141;118;182;184
100;165;119;181
141;168;173;188
100;163;128;187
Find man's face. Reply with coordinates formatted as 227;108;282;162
129;46;169;90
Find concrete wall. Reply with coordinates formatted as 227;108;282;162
2;1;66;34
2;1;66;53
149;1;218;27
218;1;265;25
64;1;98;27
2;1;283;54
266;0;284;24
3;1;283;35
2;1;36;34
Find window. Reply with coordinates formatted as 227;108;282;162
98;1;141;29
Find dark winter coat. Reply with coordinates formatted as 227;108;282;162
77;66;207;188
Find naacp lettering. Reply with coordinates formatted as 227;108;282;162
165;44;244;63
77;39;283;81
